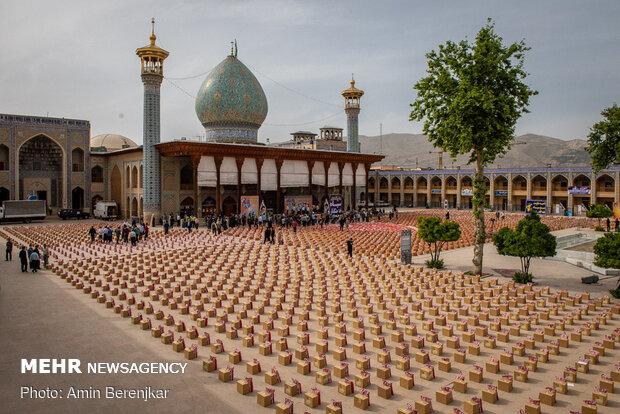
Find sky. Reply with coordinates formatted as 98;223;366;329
1;0;619;145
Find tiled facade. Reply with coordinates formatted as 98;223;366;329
365;167;620;214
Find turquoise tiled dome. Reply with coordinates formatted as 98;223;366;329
195;55;268;143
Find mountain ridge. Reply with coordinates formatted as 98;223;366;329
359;133;592;169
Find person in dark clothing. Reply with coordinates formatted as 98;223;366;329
19;247;28;272
606;217;611;232
264;226;270;244
89;226;96;243
5;239;13;261
445;211;450;220
346;238;353;258
163;220;169;235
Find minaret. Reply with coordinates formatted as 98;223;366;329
341;75;364;153
136;19;168;222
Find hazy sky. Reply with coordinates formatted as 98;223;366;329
1;0;619;145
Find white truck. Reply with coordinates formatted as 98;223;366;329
0;200;47;224
93;201;118;220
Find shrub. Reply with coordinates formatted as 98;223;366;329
417;216;461;265
593;232;620;269
513;272;533;284
493;212;557;277
425;259;445;269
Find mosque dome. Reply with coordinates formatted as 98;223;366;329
195;53;268;144
90;134;137;152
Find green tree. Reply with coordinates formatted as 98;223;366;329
410;20;537;275
593;232;620;269
586;103;620;172
586;204;613;228
493;212;556;279
417;216;462;268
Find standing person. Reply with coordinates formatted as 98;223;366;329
263;226;270;244
339;216;345;231
89;225;96;243
163;220;169;235
115;226;121;244
19;246;28;272
292;219;297;233
129;229;137;246
270;227;275;245
29;248;40;273
445;211;450;221
606;217;611;232
346;238;353;258
5;238;13;261
41;244;49;267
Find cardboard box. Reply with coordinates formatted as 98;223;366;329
354;393;370;410
237;379;251;395
582;402;597;414
453;379;467;393
355;373;370;388
464;399;481;414
539;390;555;406
469;368;483;383
257;391;274;407
498;377;512;392
436;389;452;404
482;388;498;403
524;403;541;414
265;371;280;385
415;400;432;414
303;391;320;408
400;375;414;389
338;380;353;396
486;360;500;374
284;381;300;396
439;359;451;372
218;368;232;382
378;382;393;399
454;350;467;363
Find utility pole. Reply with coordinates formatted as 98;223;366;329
429;150;444;169
380;123;383;154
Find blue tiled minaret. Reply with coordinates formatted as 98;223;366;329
341;75;364;153
136;19;168;222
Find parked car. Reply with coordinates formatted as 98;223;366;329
57;209;90;220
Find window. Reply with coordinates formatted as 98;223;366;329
91;166;104;183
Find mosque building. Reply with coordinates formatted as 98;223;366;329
0;24;382;220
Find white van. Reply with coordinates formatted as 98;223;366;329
93;201;118;220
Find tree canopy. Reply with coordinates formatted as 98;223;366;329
586;204;613;227
593;232;620;269
410;19;537;275
493;212;556;276
586;103;620;172
417;216;462;264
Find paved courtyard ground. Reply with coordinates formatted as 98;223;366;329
0;214;618;414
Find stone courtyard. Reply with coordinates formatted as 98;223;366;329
0;212;618;414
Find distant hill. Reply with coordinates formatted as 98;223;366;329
359;133;592;169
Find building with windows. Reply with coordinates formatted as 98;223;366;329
365;167;620;214
0;25;382;218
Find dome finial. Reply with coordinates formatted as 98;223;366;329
351;73;355;88
149;18;156;45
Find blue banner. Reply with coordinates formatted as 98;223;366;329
494;190;508;197
525;199;547;215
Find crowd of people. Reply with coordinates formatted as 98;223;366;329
88;221;150;246
5;238;48;273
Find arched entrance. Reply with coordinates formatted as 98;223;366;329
202;197;216;216
72;187;84;210
131;197;138;218
493;175;508;210
572;174;591;214
19;135;64;207
180;197;194;217
223;196;236;216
